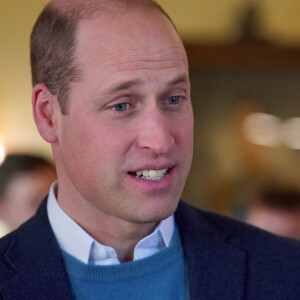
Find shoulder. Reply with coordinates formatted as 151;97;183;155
176;201;300;298
0;230;19;281
176;200;300;262
0;198;57;281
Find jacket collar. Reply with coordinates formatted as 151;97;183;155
175;200;245;300
0;199;73;300
1;198;245;299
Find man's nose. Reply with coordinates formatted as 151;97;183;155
136;107;174;155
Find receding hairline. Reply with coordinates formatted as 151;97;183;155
30;0;178;114
49;0;174;24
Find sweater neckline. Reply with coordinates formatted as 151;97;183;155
61;227;182;283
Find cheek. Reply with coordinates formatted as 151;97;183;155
175;112;194;149
174;111;194;174
60;117;133;172
58;118;96;179
61;115;100;154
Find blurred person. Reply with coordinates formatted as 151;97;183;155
0;154;56;232
246;185;300;239
1;1;300;299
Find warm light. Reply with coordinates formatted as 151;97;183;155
0;144;5;165
243;113;281;147
280;118;300;150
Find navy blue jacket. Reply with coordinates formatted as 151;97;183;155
1;199;300;299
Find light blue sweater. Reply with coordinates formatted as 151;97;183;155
61;228;189;300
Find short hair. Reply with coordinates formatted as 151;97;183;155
0;154;55;198
253;185;300;213
30;0;175;114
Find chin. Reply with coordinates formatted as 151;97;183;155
132;197;179;224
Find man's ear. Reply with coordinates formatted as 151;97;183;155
32;84;60;143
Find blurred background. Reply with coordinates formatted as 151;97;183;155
1;0;300;221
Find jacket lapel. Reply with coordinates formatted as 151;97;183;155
1;198;245;299
0;199;73;300
175;201;245;300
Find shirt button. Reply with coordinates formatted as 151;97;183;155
96;248;107;259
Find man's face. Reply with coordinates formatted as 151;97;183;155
54;9;194;225
2;168;56;230
247;205;300;240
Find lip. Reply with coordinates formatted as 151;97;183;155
128;163;174;173
127;165;176;193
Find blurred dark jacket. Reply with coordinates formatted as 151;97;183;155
0;199;300;299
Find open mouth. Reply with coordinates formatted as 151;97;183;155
128;168;169;181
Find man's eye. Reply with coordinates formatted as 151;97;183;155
112;103;130;112
168;96;181;105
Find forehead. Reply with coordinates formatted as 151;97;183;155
74;8;188;82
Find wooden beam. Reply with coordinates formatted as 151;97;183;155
185;43;300;69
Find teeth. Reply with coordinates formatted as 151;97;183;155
134;168;168;180
148;170;157;177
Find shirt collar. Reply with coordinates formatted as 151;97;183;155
47;181;175;265
47;182;94;264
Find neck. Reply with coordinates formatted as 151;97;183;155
103;222;158;263
56;184;158;262
82;217;158;263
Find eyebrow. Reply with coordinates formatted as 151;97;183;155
167;74;189;86
92;74;189;105
105;79;142;96
90;80;142;105
105;74;189;95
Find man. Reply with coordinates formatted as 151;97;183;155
0;1;300;299
245;185;300;240
0;154;56;234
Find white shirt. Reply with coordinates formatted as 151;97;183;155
47;182;175;265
